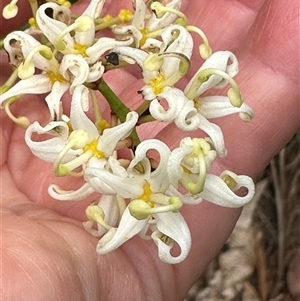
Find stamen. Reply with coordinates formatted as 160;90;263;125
17;45;54;80
53;129;90;176
118;9;134;22
129;194;183;220
222;174;238;190
85;205;112;231
3;98;30;128
56;0;71;8
185;68;243;107
150;2;187;26
186;25;212;59
2;0;19;19
47;71;67;84
54;16;94;51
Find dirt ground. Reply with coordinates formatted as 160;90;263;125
184;132;300;301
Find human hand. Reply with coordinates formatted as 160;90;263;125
1;0;299;300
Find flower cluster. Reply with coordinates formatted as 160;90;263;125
1;0;255;263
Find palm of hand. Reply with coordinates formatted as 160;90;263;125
1;0;298;300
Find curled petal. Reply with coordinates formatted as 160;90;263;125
60;54;89;89
45;81;69;120
25;121;80;162
85;167;145;198
96;207;149;254
174;100;199;131
200;172;255;208
128;139;171;193
167;141;194;187
152;211;191;264
48;183;95;201
198;114;227;157
150;87;186;122
82;0;104;19
70;85;99;137
87;62;105;82
113;25;143;48
112;46;148;67
185;51;239;97
166;185;202;205
36;3;74;47
131;0;146;30
99;111;138;156
0;75;52;106
161;25;192;57
147;0;182;31
86;37;134;64
197;96;254;120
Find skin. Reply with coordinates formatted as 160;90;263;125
1;0;299;300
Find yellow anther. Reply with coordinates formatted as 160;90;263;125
103;14;113;22
57;0;71;8
118;9;133;22
222;174;238;190
139;28;148;47
28;17;38;27
74;43;88;57
47;71;67;83
83;140;105;159
138;183;155;207
150;74;165;95
96;119;110;133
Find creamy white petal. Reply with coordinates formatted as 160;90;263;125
86;62;105;82
48;183;95;201
96;207;149;254
112;46;148;67
98;111;138;156
152;211;191;264
25;121;80;162
174;100;199;131
45;81;69;120
36;3;74;47
166;185;202;204
150;87;186;121
82;0;104;19
197;96;255;119
147;0;182;31
197;114;227;157
160;25;193;78
131;0;146;30
85;167;145;198
70;85;99;137
83;194;120;237
185;51;239;97
128;139;171;193
86;37;134;64
60;54;89;89
167;142;194;187
0;75;52;105
3;31;57;70
200;172;255;208
113;25;143;48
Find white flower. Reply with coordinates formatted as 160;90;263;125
168;137;255;207
113;0;182;48
85;139;191;264
36;1;133;64
113;24;192;100
25;85;139;200
185;51;254;120
0;31;97;119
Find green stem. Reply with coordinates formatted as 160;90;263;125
97;79;140;146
